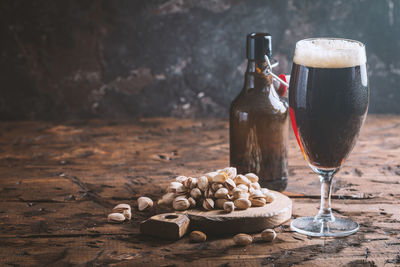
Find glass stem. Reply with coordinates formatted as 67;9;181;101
315;172;335;222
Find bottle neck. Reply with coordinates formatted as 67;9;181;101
243;60;272;92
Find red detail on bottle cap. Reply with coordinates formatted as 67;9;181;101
277;74;287;97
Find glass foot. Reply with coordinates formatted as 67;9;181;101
290;216;359;237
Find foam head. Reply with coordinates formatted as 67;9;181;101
293;38;366;68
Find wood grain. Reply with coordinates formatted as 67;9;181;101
187;191;292;235
0;115;399;266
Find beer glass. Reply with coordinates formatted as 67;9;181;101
289;38;369;237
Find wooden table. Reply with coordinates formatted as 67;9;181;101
0;115;399;266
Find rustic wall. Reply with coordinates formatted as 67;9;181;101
1;0;399;120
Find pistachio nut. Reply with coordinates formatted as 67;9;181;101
214;188;229;199
175;175;188;183
137;196;153;211
250;197;266;207
197;176;209;191
188;197;196;208
234;175;251;186
233;233;253;246
234;198;251;210
112;203;131;213
107;212;126;223
190;188;202;199
173;196;190;211
202;198;214;210
261;229;276;242
224;178;236;191
223;201;235;213
245;173;259;183
189;231;207;243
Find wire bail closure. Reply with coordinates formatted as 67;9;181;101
265;56;289;88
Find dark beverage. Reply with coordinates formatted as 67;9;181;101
230;33;288;191
289;38;369;237
289;46;369;169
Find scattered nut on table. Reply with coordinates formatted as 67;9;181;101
189;231;207;243
112;203;131;213
233;233;253;246
261;229;276;242
108;204;131;223
107;212;126;223
138;197;153;211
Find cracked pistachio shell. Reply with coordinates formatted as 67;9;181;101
108;213;126;223
223;201;235;213
112;203;131;213
234;175;251;186
202;198;214;210
214;188;229;199
197;176;209;191
245;173;259;183
138;197;153;211
222;167;237;179
234;198;251;210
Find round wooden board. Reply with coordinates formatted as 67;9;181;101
185;191;292;235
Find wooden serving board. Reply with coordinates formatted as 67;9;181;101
186;191;292;235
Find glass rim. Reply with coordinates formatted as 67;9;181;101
296;37;366;50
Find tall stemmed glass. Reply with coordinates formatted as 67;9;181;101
288;38;369;237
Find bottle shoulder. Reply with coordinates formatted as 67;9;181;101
230;87;288;116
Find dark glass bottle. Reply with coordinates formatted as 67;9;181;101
229;33;288;191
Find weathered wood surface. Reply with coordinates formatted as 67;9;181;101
0;115;399;266
187;191;292;235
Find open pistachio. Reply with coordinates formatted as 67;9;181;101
112;203;131;213
250;189;264;199
173;196;190;211
245;173;259;183
107;213;126;223
190;188;202;199
237;184;249;192
167;182;185;193
204;171;219;183
234;198;251;210
214;188;229;199
175;175;188;183
234;175;251;186
223;201;235;213
232;189;249;200
202;198;214;210
224;178;236;191
157;192;175;205
197;176;209;191
122;209;132;220
250;197;266;207
222;167;237;179
188;197;196;208
250;182;261;190
213;172;228;183
138;197;153;211
264;191;276;203
205;187;214;198
183;177;198;189
211;183;224;191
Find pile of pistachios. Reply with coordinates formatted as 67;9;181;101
158;167;275;213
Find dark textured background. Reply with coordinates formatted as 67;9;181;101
1;0;399;120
